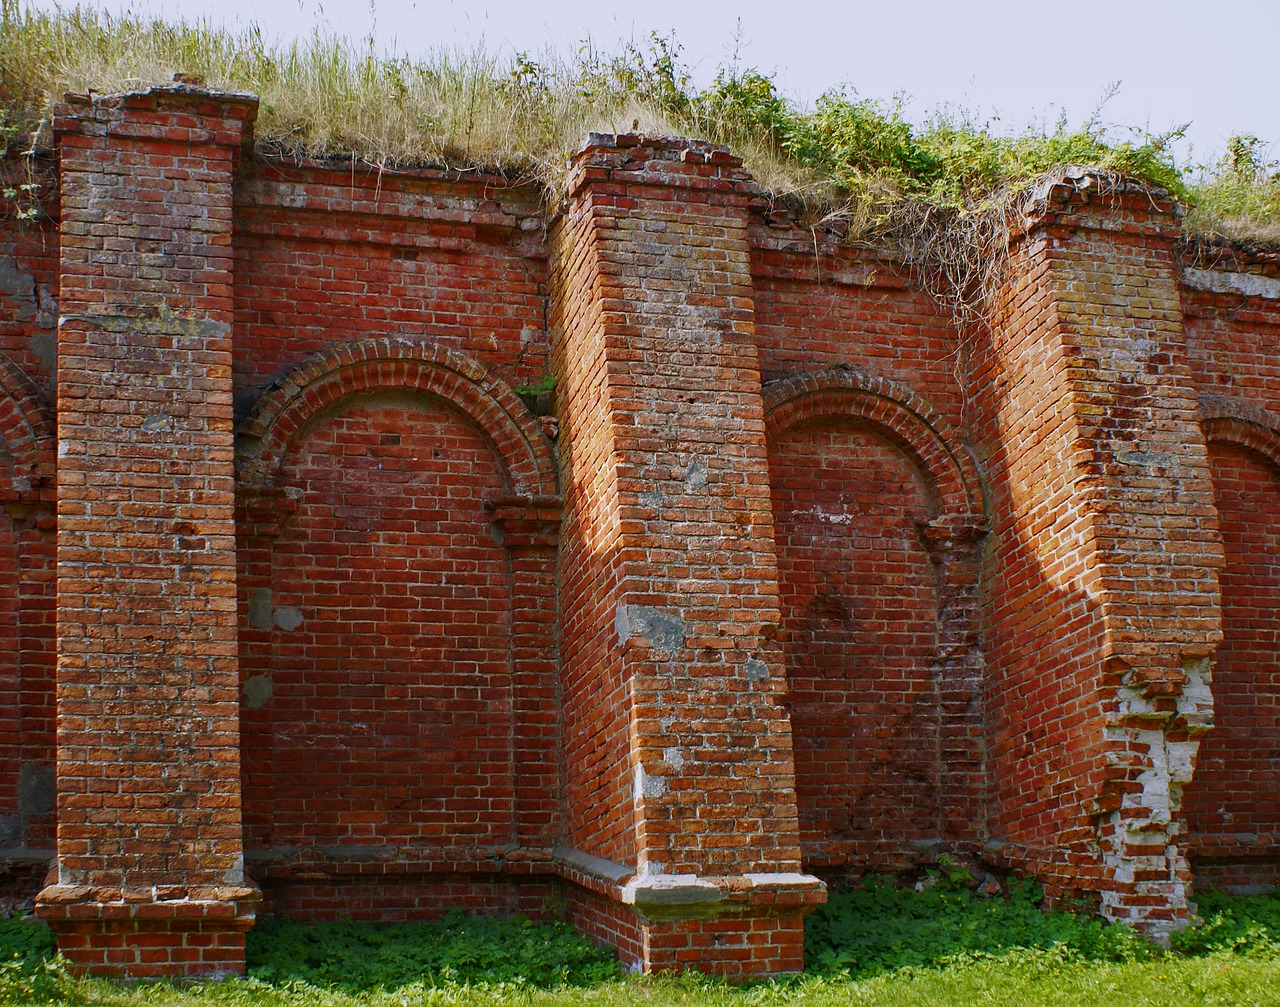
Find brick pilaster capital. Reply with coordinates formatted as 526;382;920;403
52;80;258;150
1008;166;1183;244
565;132;759;200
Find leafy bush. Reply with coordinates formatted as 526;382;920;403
245;911;620;990
805;872;1153;978
1172;889;1280;956
0;913;68;1001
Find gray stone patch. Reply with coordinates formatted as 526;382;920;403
0;257;36;322
274;606;304;631
683;458;708;492
638;488;664;507
248;589;274;631
633;765;668;800
28;331;54;375
19;763;54;820
242;675;273;710
2;762;56;842
622;874;725;909
140;414;174;433
552;845;632;883
615;603;686;651
745;657;769;682
1183;267;1280;301
662;747;686;770
61;310;231;340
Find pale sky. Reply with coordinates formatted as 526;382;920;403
64;0;1280;168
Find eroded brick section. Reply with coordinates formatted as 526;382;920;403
38;86;259;975
979;176;1223;932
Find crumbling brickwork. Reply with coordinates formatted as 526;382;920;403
0;85;1278;976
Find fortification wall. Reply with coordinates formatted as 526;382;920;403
0;85;1277;977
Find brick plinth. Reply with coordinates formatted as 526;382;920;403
37;885;258;978
37;85;260;975
549;134;824;973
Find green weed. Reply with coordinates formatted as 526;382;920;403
243;912;620;990
6;893;1280;1006
805;873;1152;977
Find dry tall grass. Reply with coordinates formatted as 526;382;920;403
0;2;714;193
1;0;1276;324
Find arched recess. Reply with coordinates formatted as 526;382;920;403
239;336;556;498
0;352;55;500
763;368;987;874
235;338;560;914
1183;394;1280;888
0;355;55;857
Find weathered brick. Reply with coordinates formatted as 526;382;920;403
0;91;1277;976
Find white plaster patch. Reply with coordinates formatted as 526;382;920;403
1183;267;1280;301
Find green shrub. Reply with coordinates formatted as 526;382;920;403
1172;889;1280;956
805;872;1153;978
0;913;68;1001
245;911;620;990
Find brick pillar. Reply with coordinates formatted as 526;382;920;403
36;84;260;977
977;170;1223;934
549;135;823;975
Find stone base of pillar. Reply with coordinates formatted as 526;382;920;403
555;847;825;975
36;883;260;978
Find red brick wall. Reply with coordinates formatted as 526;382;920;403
975;230;1118;897
37;86;259;976
548;186;635;868
1184;440;1280;859
975;180;1224;931
7;87;1280;974
749;235;966;433
1181;253;1280;418
0;200;59;893
233;332;559;916
0;196;59;396
247;396;517;847
770;418;944;868
1178;247;1280;888
233;163;548;410
552;137;806;879
0;508;17;842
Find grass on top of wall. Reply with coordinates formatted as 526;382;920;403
1;0;1277;251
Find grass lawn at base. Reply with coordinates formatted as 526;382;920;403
8;886;1280;1007
6;955;1280;1007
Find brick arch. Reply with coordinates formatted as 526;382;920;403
1199;393;1280;469
1186;392;1280;880
238;338;556;497
0;353;55;500
763;368;985;522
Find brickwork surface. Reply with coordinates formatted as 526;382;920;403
36;86;259;975
1183;440;1280;869
0;88;1279;976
